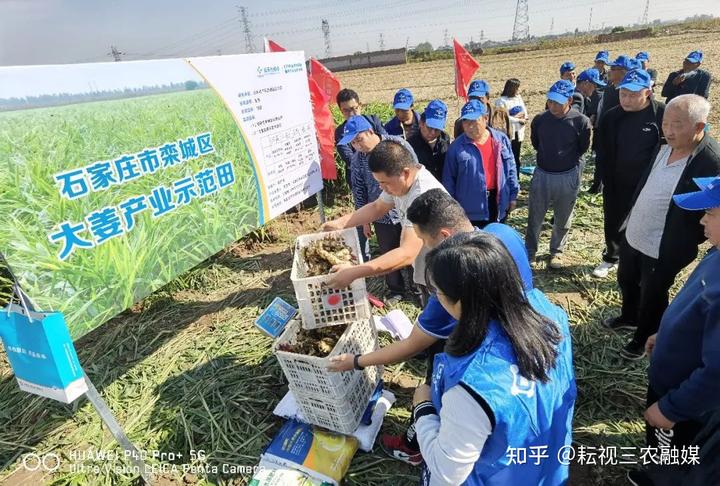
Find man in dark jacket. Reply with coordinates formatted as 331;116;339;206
408;100;450;182
593;70;665;279
596;55;640;124
661;50;712;103
627;176;720;486
560;61;585;113
594;50;610;87
453;80;510;139
334;88;386;188
603;94;720;360
577;68;606;194
384;88;420;140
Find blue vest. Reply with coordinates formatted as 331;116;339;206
424;290;576;486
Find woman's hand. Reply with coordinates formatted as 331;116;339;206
327;353;355;372
413;384;432;407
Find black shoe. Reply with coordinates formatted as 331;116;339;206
627;469;654;486
619;340;646;361
601;316;636;331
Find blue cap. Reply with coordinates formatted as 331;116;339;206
619;69;652;91
610;55;636;70
673;176;720;210
560;61;576;75
460;99;488;120
467;79;490;98
547;79;575;105
636;51;650;61
595;50;610;63
577;68;607;87
422;99;448;130
393;88;414;110
686;50;703;64
339;115;373;145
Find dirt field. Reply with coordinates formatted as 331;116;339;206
1;28;719;486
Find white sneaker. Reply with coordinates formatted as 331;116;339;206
592;261;617;278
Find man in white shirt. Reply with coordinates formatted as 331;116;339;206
322;138;446;304
603;94;720;360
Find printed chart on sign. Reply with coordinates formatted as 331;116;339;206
262;122;321;213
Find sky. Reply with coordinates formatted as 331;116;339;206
1;0;719;67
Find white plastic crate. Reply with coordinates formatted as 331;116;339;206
291;228;371;329
274;318;380;399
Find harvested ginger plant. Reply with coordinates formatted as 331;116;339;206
301;236;356;276
277;324;347;357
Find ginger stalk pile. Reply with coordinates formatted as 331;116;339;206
301;236;356;277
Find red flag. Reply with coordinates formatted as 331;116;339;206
264;38;286;53
453;38;480;100
309;58;341;104
308;77;337;180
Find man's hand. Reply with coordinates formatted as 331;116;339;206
645;334;657;357
645;401;675;430
327;353;355;372
327;263;360;288
672;73;686;86
507;200;518;214
321;219;345;232
413;384;432;407
363;223;373;239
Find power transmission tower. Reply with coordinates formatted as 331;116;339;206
321;19;332;57
379;33;385;50
550;17;554;35
588;7;593;32
238;6;255;53
480;30;485;43
443;29;449;47
108;45;124;62
641;0;650;25
512;0;530;41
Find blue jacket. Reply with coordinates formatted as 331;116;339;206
649;248;720;423
442;130;520;221
425;294;575;486
384;110;420;139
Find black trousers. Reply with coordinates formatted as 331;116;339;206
511;136;522;176
646;385;704;450
373;222;406;295
601;183;636;264
470;190;500;228
617;239;680;346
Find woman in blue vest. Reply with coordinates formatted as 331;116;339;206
413;231;576;485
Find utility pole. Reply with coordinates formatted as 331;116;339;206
321;19;332;57
588;7;593;32
379;33;385;50
480;29;485;43
550;17;554;35
238;6;255;53
512;0;530;41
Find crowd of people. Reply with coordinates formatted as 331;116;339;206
321;48;718;485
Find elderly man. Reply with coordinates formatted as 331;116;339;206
662;50;712;103
453;80;511;138
526;80;592;269
443;99;519;228
592;70;665;279
604;94;720;360
407;99;450;182
321;138;446;305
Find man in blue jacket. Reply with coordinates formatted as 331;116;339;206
443;99;519;228
384;88;420;140
627;176;720;486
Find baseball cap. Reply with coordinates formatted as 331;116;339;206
460;99;488;120
393;88;414;110
467;79;490;98
685;50;703;64
673;176;720;210
609;55;636;70
547;79;575;105
422;99;448;130
618;69;652;91
339;115;373;145
636;51;650;61
560;61;576;75
595;50;610;63
577;68;607;87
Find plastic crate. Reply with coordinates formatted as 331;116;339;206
291;370;378;434
274;318;381;400
291;229;371;329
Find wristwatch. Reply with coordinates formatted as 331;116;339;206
353;354;365;371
